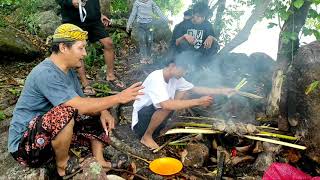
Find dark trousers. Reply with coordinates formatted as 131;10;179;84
137;23;154;58
176;39;219;58
133;105;171;138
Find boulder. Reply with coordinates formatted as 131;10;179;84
37;0;60;12
0;27;40;60
131;19;172;44
30;10;61;38
281;41;320;163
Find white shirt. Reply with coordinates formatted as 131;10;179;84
131;69;194;129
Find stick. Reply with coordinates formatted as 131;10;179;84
236;91;263;99
257;126;279;131
235;78;247;90
169;134;197;144
125;152;151;164
256;131;298;141
110;168;148;180
153;137;176;153
174;122;213;128
244;135;306;150
168;142;188;146
165;128;221;135
178;116;225;122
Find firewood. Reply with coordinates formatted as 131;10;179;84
244;135;306;150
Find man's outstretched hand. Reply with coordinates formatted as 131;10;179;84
117;82;144;104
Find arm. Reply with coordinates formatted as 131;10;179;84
64;96;119;115
191;87;235;96
176;34;196;46
126;2;138;31
64;82;143;115
160;99;202;111
152;1;168;22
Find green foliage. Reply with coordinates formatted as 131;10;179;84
0;111;5;121
0;0;20;6
111;29;128;48
110;1;128;14
154;0;184;15
281;32;298;44
293;0;304;9
110;0;184;16
8;88;21;97
0;0;42;34
264;0;320;41
92;83;111;97
84;43;104;67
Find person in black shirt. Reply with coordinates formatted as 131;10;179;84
171;3;219;59
57;0;125;93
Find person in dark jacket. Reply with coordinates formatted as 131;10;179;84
57;0;125;94
171;3;219;60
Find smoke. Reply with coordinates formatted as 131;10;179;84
172;50;275;124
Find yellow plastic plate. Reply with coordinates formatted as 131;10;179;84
149;157;183;176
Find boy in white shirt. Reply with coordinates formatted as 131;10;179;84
131;53;235;149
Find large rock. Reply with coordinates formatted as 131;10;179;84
37;0;59;12
131;19;172;44
30;10;61;38
0;27;40;60
281;41;320;163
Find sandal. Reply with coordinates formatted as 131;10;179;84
61;156;83;180
107;78;126;91
111;154;130;169
83;85;97;96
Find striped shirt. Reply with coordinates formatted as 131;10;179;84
127;0;168;29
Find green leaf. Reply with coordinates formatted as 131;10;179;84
0;111;5;121
305;81;319;95
293;0;304;9
302;27;314;36
312;0;320;5
314;30;320;40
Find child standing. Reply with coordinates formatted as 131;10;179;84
126;0;171;64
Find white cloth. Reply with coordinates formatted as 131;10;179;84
131;69;194;129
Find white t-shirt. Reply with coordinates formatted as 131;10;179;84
131;69;194;129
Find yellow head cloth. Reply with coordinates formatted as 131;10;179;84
51;23;88;43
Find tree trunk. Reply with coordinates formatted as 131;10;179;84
217;0;271;55
212;0;226;41
266;1;312;122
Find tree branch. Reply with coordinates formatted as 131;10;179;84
212;0;226;41
218;0;271;55
276;1;312;68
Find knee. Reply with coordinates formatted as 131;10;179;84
102;38;113;51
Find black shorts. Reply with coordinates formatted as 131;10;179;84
133;105;171;138
75;21;109;43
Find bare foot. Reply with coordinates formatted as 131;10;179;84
96;158;112;172
140;135;160;150
106;73;117;82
